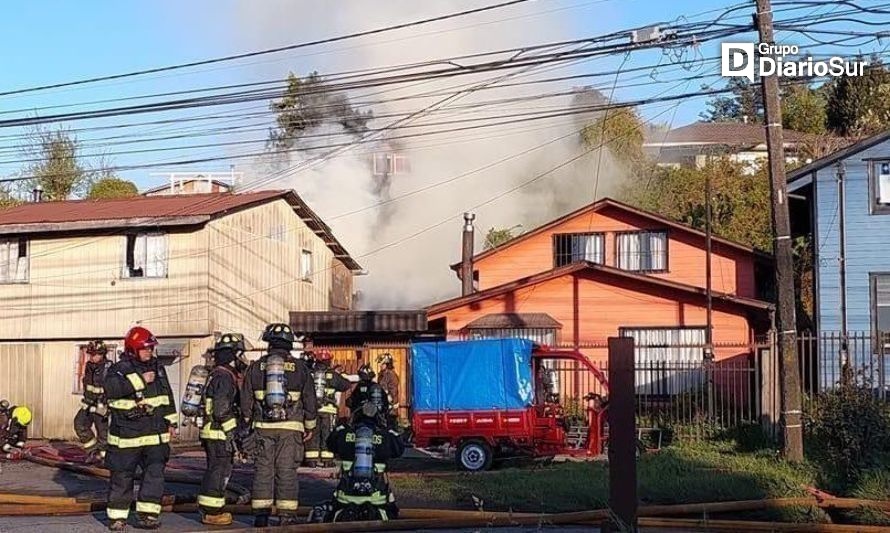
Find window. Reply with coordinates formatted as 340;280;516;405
372;153;410;176
616;230;668;272
467;328;556;345
300;249;313;282
620;327;706;395
269;224;287;242
123;233;168;278
553;233;604;267
871;274;890;335
0;238;29;283
73;343;117;394
869;160;890;214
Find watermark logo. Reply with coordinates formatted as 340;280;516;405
721;42;868;81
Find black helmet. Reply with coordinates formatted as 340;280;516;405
358;363;375;381
261;323;295;348
214;333;245;353
86;340;109;357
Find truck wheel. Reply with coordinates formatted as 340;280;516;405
456;440;493;472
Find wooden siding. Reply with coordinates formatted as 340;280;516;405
431;271;755;364
473;205;756;297
0;232;210;339
0;344;44;437
330;259;354;311
207;198;333;341
813;138;890;333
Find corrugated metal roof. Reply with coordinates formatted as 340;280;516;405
465;313;562;329
290;311;428;333
0;190;283;225
0;190;362;271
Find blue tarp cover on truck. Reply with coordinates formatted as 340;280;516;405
412;338;534;411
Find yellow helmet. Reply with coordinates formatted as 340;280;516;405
11;406;31;426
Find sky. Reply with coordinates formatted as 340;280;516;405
0;0;752;189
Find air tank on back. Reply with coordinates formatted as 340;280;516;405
264;354;287;420
180;364;209;425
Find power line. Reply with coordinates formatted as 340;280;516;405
0;0;535;98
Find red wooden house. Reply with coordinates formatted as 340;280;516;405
428;198;774;367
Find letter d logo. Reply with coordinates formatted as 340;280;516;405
721;42;755;82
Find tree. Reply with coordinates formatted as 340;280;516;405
700;78;763;123
268;71;372;151
580;107;646;171
826;59;890;137
483;226;521;250
621;159;772;250
87;177;138;200
781;84;827;135
20;126;92;201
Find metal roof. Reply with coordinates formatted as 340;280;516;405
465;313;562;329
289;311;428;334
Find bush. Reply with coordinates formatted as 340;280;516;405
804;380;890;485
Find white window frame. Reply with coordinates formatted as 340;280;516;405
869;160;890;214
123;233;168;279
300;249;313;282
0;238;29;284
621;326;707;395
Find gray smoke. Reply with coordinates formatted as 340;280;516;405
232;1;628;309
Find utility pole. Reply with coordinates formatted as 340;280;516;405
837;162;850;379
755;0;803;461
705;170;714;361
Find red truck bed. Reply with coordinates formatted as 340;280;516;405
411;407;536;448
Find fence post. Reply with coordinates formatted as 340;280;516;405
606;337;637;532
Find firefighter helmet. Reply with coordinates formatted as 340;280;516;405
377;352;394;367
358;363;375;381
261;323;295;346
214;333;245;353
86;340;108;356
11;406;31;426
124;326;158;353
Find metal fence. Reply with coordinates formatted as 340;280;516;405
798;331;890;397
545;348;763;440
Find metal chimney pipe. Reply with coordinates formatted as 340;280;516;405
461;212;476;296
32;185;43;203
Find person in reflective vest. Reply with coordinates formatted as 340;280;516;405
104;326;177;531
198;333;247;526
313;402;404;522
376;353;401;428
240;323;318;527
74;340;112;464
305;349;351;468
346;364;391;426
0;403;31;457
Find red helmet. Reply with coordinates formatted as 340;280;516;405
315;349;333;363
124;326;158;353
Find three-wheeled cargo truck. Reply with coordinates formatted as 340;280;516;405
409;338;609;471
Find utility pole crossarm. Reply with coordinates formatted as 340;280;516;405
755;0;804;462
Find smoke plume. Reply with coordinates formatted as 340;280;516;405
232;1;629;308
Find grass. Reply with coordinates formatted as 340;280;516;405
843;469;890;526
392;440;825;518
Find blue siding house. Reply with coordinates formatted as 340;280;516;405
788;131;890;387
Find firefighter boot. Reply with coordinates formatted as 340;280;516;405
134;513;160;530
107;519;127;531
254;514;270;528
201;511;233;526
279;513;301;526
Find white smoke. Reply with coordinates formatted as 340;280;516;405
231;1;627;308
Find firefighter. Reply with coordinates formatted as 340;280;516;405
74;340;112;463
198;333;247;526
0;404;31;457
104;326;177;531
376;353;401;428
310;401;404;522
346;364;390;425
305;349;350;468
241;323;318;527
